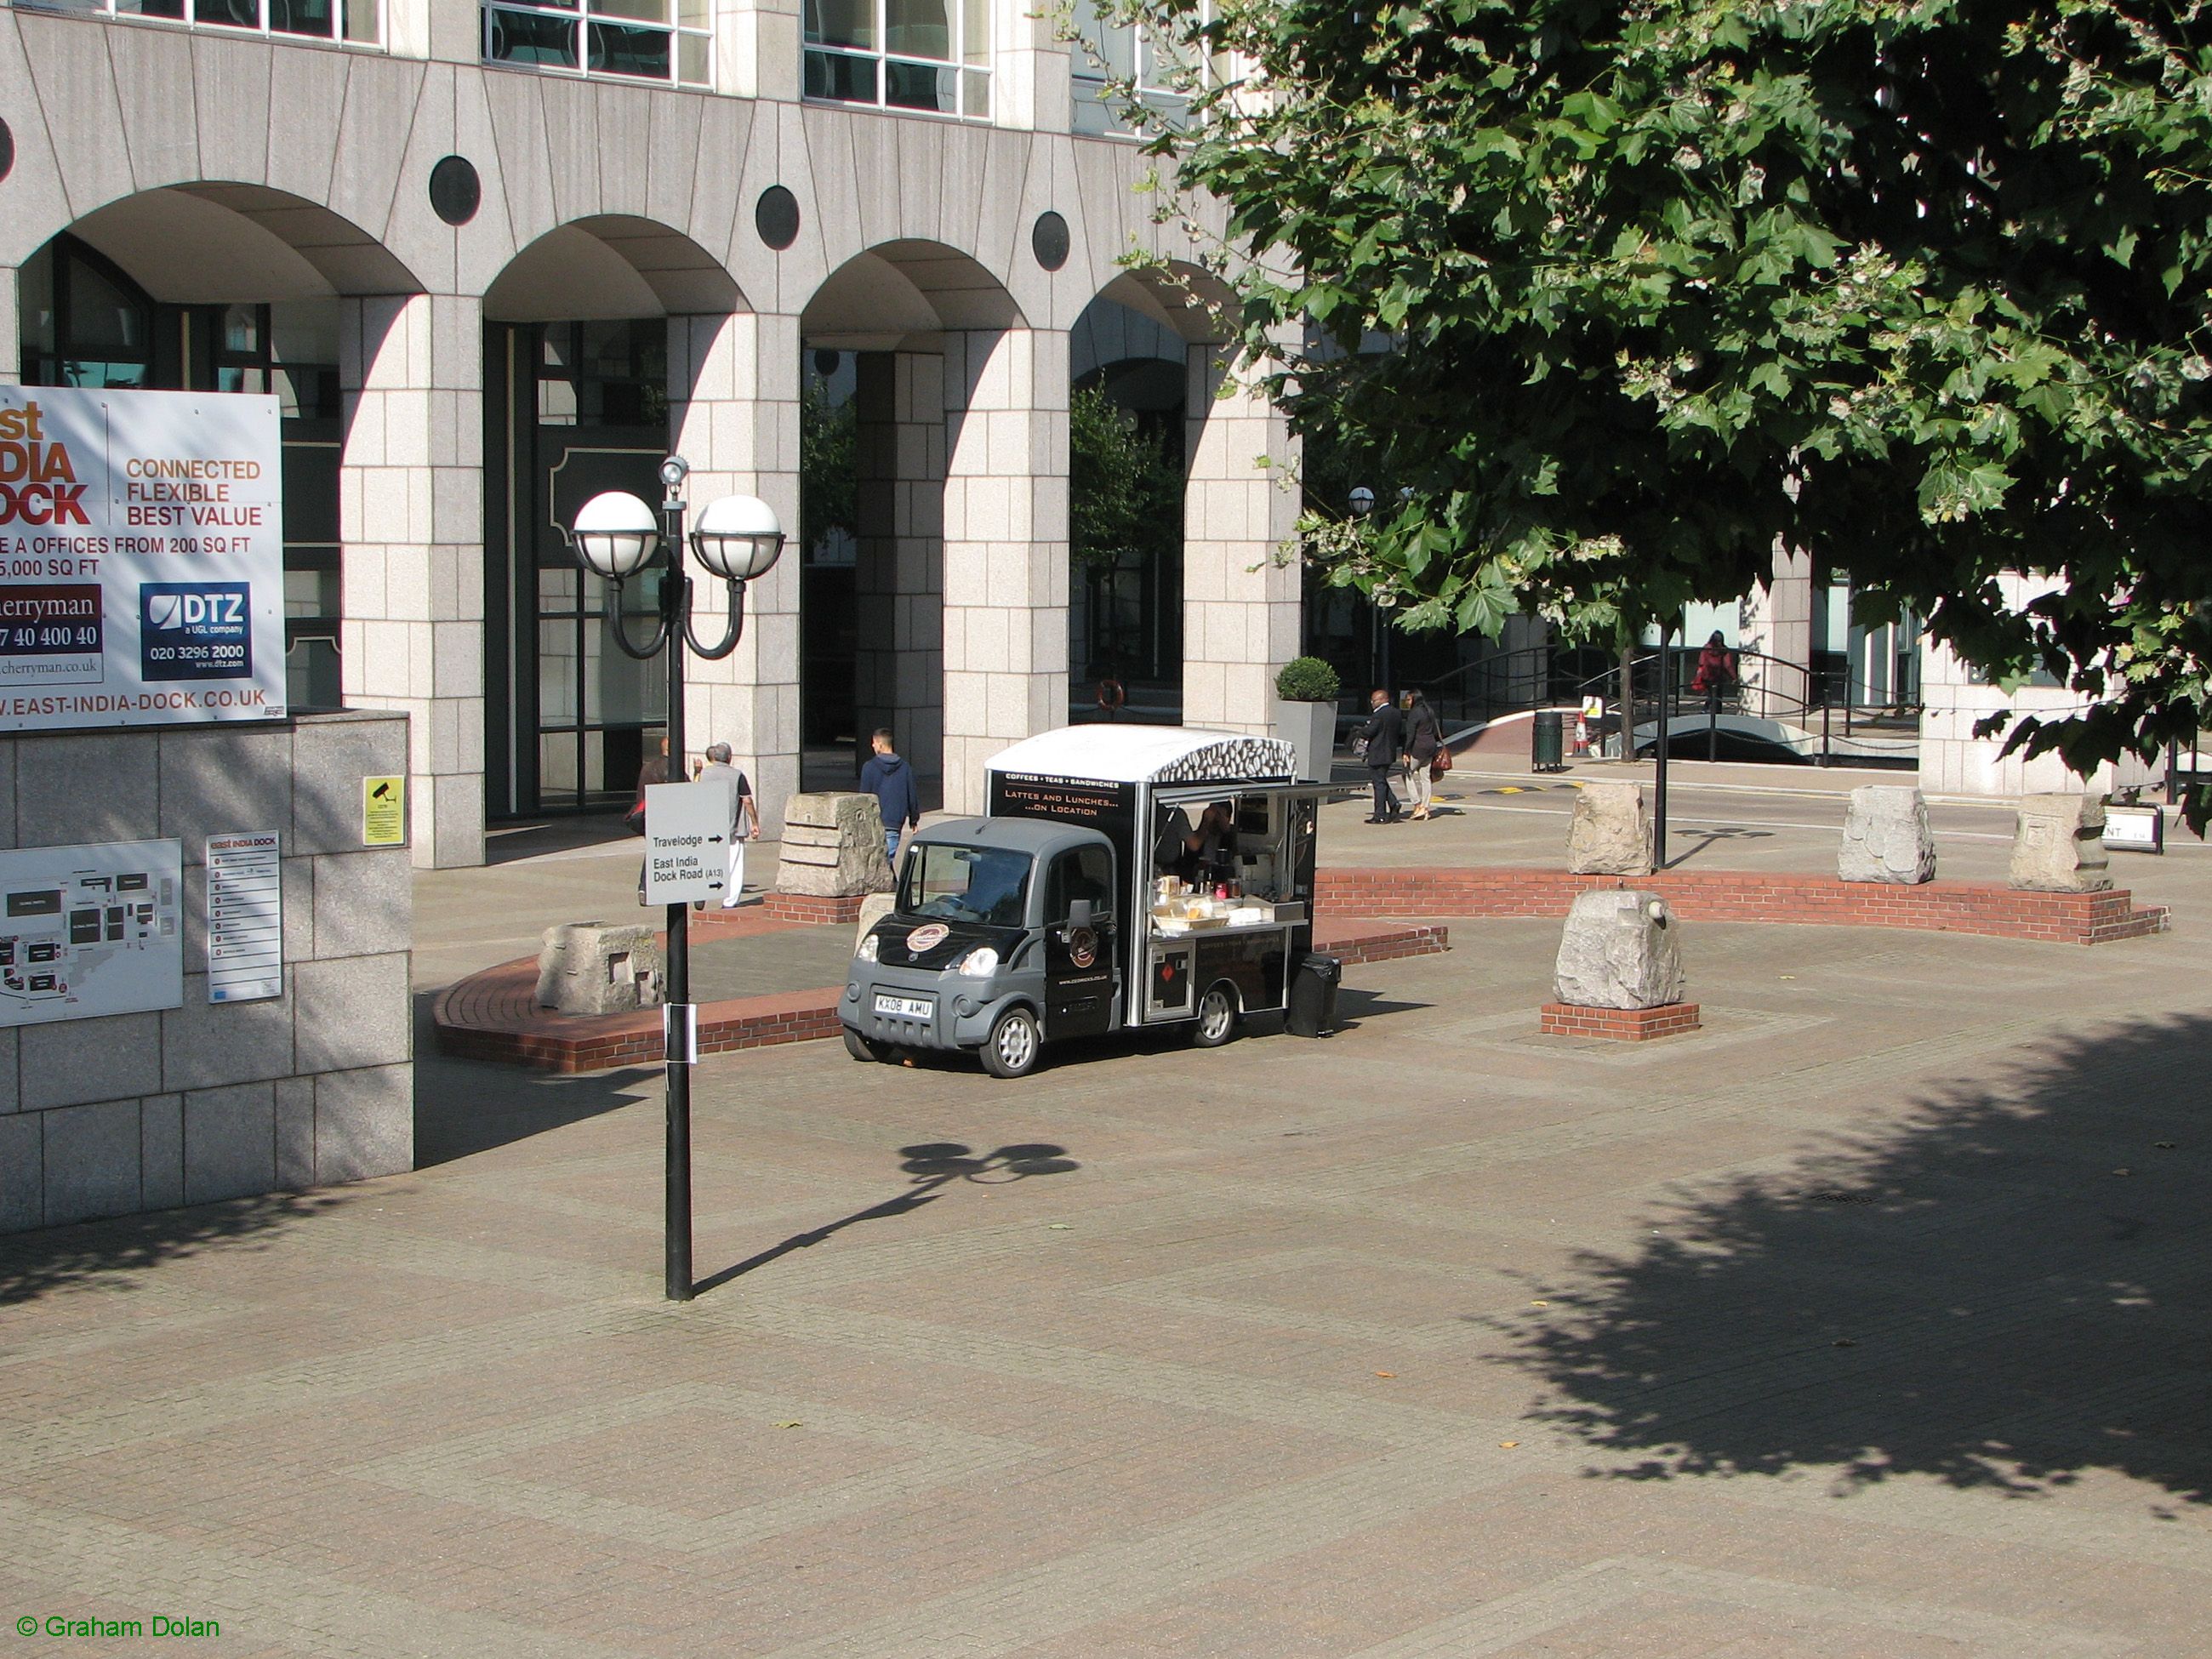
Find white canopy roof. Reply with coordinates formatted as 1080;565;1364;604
986;725;1297;786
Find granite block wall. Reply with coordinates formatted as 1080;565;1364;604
0;710;414;1234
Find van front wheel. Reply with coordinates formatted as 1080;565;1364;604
1191;983;1239;1047
843;1027;886;1063
980;1006;1042;1079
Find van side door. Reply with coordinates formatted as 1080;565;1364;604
1041;842;1117;1039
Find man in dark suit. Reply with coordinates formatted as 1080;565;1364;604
1358;687;1404;823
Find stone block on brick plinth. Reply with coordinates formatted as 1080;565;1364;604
1839;785;1936;884
2010;792;2113;892
1554;888;1685;1010
536;922;664;1015
773;793;896;898
1566;783;1654;875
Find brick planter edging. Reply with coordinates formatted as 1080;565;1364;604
761;891;877;924
1316;868;2168;946
1541;1001;1702;1041
433;918;1451;1073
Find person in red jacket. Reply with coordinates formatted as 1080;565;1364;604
1691;632;1738;706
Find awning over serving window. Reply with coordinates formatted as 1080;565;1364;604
985;726;1296;786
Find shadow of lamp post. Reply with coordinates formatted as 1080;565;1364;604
569;459;785;1303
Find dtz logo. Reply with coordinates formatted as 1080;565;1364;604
145;590;246;630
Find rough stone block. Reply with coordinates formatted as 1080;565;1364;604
0;1114;38;1232
183;1082;276;1205
311;849;413;958
294;953;412;1073
1839;785;1936;884
162;977;296;1092
21;1012;164;1110
1566;783;1654;876
535;922;664;1015
1554;888;1686;1011
772;793;895;898
142;1093;184;1212
2010;792;2113;892
0;1028;20;1113
276;1077;316;1190
42;1099;143;1227
315;1064;413;1185
854;891;897;951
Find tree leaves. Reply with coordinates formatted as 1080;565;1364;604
1120;0;2212;773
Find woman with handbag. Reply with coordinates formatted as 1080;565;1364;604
1400;687;1444;821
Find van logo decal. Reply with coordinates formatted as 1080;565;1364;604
904;923;949;955
1068;928;1097;970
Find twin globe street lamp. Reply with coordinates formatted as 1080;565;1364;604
569;456;784;1303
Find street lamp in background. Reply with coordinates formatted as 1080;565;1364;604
1348;486;1393;693
570;458;786;1302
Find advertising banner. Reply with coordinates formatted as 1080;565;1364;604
0;385;286;732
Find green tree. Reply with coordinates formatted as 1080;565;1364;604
1115;0;2212;795
1069;382;1183;572
800;378;857;552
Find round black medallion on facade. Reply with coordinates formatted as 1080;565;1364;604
755;186;801;252
1031;211;1070;272
428;156;481;227
0;120;14;185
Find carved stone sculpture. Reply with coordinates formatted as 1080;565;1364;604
1838;785;1936;884
2010;792;2112;892
1554;889;1686;1010
773;792;896;898
536;921;664;1015
1566;782;1655;875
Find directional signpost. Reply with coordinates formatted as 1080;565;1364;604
643;781;730;905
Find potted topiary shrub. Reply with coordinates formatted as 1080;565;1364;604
1274;656;1342;782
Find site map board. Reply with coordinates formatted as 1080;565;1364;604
0;385;287;732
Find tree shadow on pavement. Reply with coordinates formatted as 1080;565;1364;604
694;1141;1079;1296
1495;1012;2212;1508
0;1189;355;1307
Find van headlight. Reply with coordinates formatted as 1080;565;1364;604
855;933;879;962
954;946;998;978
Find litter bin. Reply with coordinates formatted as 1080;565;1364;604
1531;709;1565;773
1286;953;1342;1037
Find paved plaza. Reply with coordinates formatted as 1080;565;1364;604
3;764;2209;1655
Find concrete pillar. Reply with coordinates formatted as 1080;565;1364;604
1182;345;1299;734
941;328;1069;813
669;310;802;835
722;0;802;100
854;350;946;797
995;0;1073;133
1740;540;1815;720
339;292;484;870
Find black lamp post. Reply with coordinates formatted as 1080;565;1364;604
570;459;785;1302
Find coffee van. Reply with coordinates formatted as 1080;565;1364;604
838;726;1337;1077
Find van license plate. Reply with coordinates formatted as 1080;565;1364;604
874;994;932;1019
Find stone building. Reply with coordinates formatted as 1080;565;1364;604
0;0;1299;864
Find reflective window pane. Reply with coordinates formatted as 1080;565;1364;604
962;0;988;65
885;58;955;112
885;0;949;62
487;8;579;68
677;31;710;85
803;0;872;49
590;0;666;26
587;17;670;77
342;0;379;41
804;48;878;103
962;67;989;118
270;0;336;36
191;0;261;25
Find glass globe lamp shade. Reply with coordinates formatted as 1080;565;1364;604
571;491;660;579
690;493;786;582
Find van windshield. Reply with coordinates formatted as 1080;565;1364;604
901;842;1033;928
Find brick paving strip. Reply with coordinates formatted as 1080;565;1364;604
431;914;1451;1072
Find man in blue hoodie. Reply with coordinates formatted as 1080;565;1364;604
859;727;921;869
